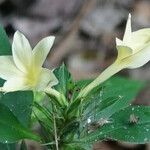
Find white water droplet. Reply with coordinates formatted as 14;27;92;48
118;95;123;99
87;118;91;124
131;108;134;111
146;129;149;132
111;125;114;129
144;138;148;142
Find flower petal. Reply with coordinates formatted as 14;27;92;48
33;36;55;67
36;68;58;91
2;76;29;92
129;28;150;52
116;38;124;46
122;45;150;69
0;56;23;80
123;13;132;42
12;31;32;72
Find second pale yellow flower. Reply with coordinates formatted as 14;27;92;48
78;14;150;98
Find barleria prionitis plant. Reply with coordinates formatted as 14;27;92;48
0;14;150;150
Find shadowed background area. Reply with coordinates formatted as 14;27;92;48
0;0;150;149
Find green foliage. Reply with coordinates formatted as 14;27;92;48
62;76;144;149
80;106;150;144
0;103;40;143
0;90;39;146
54;63;75;97
47;66;146;149
0;91;36;149
0;91;33;127
84;76;144;120
0;143;16;150
0;25;11;55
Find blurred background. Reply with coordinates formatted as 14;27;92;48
0;0;150;149
0;0;150;80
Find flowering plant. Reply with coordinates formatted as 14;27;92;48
0;14;150;150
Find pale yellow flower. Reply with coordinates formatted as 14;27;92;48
116;14;150;69
0;31;58;92
78;14;150;98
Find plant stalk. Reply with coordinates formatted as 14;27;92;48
44;87;68;106
78;62;123;99
53;114;59;150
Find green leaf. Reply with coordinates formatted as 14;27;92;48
0;25;11;55
96;76;144;119
60;120;80;139
66;79;92;118
66;98;81;118
54;63;74;97
0;91;33;127
0;103;40;143
72;79;92;100
0;143;16;150
80;106;150;144
81;76;144;121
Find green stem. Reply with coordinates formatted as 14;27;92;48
53;114;59;150
77;62;123;99
44;87;68;106
44;88;60;98
41;141;55;146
